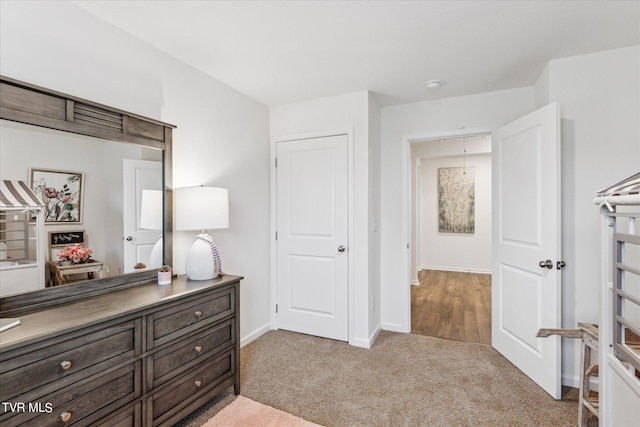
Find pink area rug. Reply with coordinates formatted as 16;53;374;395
201;396;323;427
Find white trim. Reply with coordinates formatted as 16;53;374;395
240;323;271;347
381;322;406;333
270;128;355;344
350;324;383;348
418;265;492;275
401;128;493;334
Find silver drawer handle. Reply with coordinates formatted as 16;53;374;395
60;360;72;370
194;380;202;388
194;345;203;353
60;411;72;422
194;310;203;318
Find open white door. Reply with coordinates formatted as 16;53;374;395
276;135;349;341
123;159;162;273
492;103;562;399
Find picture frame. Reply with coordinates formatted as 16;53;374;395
48;230;86;262
30;168;84;224
438;166;475;234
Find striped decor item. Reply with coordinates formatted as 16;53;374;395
593;172;640;211
0;180;44;208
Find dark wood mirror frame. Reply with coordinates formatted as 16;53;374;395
0;75;175;316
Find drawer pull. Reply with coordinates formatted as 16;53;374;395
60;360;73;370
194;379;202;388
194;345;203;353
60;411;72;422
194;310;203;319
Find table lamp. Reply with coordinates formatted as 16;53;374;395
175;186;229;280
139;189;163;269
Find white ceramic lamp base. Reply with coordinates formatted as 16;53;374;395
148;236;163;269
185;233;222;280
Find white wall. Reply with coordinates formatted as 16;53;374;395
380;87;535;332
0;1;271;344
538;46;640;386
270;91;381;347
419;153;492;273
368;93;382;333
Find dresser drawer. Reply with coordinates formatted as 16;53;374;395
0;320;138;402
93;402;141;427
1;362;140;427
152;350;234;424
151;319;234;387
150;286;234;347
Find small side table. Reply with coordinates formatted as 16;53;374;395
47;260;106;286
537;322;599;426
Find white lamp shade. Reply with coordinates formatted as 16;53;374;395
176;186;229;231
140;189;163;230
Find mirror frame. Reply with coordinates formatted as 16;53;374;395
0;75;175;316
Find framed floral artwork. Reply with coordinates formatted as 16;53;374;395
30;168;84;224
438;166;475;233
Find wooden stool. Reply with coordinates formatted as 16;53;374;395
537;322;599;426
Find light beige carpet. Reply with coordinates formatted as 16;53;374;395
201;395;323;427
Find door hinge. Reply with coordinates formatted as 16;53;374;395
275;304;278;313
275;231;278;240
275;158;278;168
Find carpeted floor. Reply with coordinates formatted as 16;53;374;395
177;330;588;427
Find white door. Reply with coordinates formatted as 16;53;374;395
123;159;162;273
276;135;349;341
492;102;562;399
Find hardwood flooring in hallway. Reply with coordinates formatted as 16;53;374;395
411;269;491;345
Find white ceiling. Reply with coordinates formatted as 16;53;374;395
73;0;639;107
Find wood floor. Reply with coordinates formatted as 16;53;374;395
411;269;491;345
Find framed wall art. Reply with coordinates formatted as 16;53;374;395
30;168;84;224
438;166;475;233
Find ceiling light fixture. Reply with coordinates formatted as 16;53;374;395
425;80;442;92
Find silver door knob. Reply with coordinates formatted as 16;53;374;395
538;259;553;269
126;236;133;241
338;245;346;252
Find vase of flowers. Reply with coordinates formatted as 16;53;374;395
157;265;172;285
58;244;93;265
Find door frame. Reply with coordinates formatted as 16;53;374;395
401;128;494;333
270;128;355;344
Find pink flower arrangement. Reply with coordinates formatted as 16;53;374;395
58;244;93;264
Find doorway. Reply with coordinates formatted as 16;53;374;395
409;135;492;345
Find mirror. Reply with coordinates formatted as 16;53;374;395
0;76;173;305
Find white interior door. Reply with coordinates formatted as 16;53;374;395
492;102;562;399
276;135;349;341
123;159;162;273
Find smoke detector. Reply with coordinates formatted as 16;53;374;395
425;80;442;92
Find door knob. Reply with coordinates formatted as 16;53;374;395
338;245;346;252
126;236;133;241
538;259;553;269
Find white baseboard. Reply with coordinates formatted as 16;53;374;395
562;374;599;392
419;265;491;275
381;322;409;333
350;325;382;349
411;279;419;286
240;322;271;347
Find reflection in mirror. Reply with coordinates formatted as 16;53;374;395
0;120;163;296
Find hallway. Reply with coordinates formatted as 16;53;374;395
411;269;491;345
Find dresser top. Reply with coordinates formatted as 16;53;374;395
0;274;242;352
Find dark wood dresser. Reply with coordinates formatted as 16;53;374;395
0;275;241;426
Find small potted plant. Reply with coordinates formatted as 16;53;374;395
157;265;172;285
134;262;147;270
